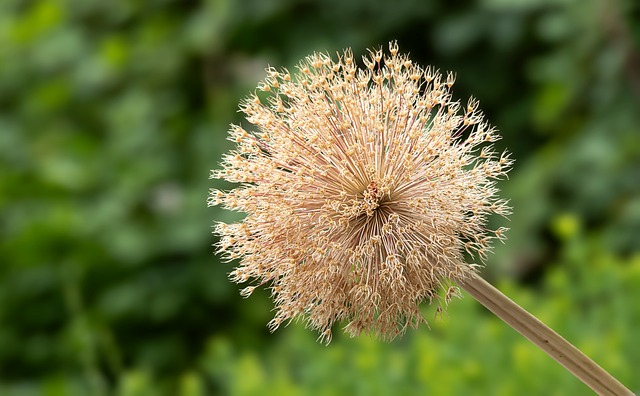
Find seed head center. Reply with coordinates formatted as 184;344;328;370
363;181;381;217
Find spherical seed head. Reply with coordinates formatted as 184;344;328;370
209;42;513;343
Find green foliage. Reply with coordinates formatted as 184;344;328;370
0;0;638;394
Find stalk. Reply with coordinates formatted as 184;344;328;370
458;275;634;396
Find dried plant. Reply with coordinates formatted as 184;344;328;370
209;41;511;343
209;42;632;395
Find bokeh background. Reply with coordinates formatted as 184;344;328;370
1;0;639;395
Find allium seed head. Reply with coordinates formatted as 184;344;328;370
209;42;512;343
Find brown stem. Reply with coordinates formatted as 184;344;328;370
458;275;633;396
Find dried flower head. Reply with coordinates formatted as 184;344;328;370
209;41;512;343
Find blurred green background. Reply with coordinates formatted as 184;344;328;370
1;0;639;395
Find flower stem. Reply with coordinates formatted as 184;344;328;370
458;275;633;396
